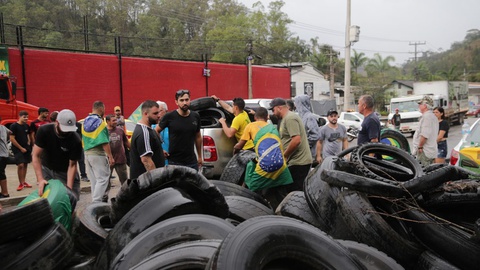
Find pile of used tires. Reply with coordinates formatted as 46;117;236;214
3;142;479;269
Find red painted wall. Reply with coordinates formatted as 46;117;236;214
7;47;290;118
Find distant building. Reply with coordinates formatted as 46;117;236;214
384;80;414;97
265;62;329;99
469;82;480;105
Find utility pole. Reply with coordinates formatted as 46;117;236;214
247;40;253;99
409;41;425;81
344;0;352;111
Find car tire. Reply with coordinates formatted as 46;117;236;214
111;214;234;270
5;223;74;270
111;166;228;223
401;165;470;195
380;129;410;153
209;180;270;207
130;239;222;270
275;191;326;229
72;202;113;255
219;150;256;185
337;190;423;268
190;97;216;111
225;196;274;223
95;188;204;269
0;198;54;245
211;216;365;270
321;169;407;198
337;240;404;270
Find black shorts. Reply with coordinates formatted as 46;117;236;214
14;151;32;165
0;157;7;179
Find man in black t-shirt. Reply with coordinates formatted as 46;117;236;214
10;110;33;191
130;100;165;180
158;89;202;171
32;109;82;206
357;95;381;146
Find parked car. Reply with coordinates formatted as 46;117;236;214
466;105;480;118
450;118;480;174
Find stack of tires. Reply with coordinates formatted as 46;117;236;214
297;143;480;269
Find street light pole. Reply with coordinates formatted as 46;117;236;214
344;0;352;111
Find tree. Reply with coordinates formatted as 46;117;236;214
351;49;368;84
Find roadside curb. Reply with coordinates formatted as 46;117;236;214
0;186;92;207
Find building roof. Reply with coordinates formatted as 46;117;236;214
392;80;414;89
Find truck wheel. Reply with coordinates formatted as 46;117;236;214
190;97;216;111
219;150;256;185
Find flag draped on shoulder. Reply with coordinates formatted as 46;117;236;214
244;123;293;191
82;114;109;151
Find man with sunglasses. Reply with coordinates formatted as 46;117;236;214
32;109;82;209
158;90;203;170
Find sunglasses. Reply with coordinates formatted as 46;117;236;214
176;89;190;98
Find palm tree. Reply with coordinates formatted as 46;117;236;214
366;53;395;84
437;65;460;81
351;49;368;74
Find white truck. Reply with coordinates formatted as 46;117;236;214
323;112;364;129
413;81;469;125
388;81;469;135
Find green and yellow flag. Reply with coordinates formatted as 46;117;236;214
82;114;109;151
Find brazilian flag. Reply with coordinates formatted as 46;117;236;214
82;114;109;151
244;124;293;191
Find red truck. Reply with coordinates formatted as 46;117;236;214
0;74;39;126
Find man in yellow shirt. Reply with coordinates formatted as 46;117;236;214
211;95;254;150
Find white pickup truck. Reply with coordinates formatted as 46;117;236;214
323;112;364;129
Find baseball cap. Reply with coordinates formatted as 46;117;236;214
57;109;77;132
114;106;121;111
417;95;433;107
327;109;338;116
268;98;287;110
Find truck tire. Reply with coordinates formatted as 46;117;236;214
275;191;326;229
225;195;274;223
95;188;204;269
111;215;233;270
111;166;228;223
219;150;256;185
211;216;365;270
198;108;225;128
209;180;270;207
380;129;410;153
415;251;460;270
337;240;404;270
190;97;216;111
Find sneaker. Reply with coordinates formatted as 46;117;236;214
23;182;33;188
0;194;9;198
81;177;90;182
17;184;24;191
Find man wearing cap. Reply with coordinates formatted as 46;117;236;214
391;108;401;130
357;95;381;145
114;106;125;129
30;107;51;145
270;97;312;191
316;109;348;164
32;109;83;207
413;95;439;166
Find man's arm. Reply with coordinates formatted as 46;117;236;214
102;143;115;167
218;118;237;138
66;160;77;190
234;139;247;155
284;135;301;160
211;95;234;114
315;140;323;164
195;130;203;166
140;155;156;171
10;134;26;153
32;145;48;196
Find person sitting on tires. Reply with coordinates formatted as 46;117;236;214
211;95;254;151
316;110;348;164
233;107;293;209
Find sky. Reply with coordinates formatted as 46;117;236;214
237;0;480;65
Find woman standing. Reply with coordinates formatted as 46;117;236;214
433;107;449;164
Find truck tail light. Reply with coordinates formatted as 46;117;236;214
450;149;459;165
203;135;218;162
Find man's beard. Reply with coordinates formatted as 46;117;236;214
329;120;337;125
148;117;158;126
180;104;189;112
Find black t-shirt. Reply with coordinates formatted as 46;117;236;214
392;113;401;126
130;123;165;179
159;110;201;165
439;120;449;138
10;122;30;153
35;123;82;172
358;113;381;145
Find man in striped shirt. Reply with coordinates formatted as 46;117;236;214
130;100;165;180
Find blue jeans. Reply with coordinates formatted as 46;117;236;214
437;140;447;158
